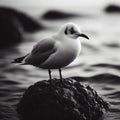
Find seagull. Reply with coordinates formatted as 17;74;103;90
12;23;89;84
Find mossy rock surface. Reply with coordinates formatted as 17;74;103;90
17;78;109;120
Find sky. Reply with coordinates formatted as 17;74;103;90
0;0;120;7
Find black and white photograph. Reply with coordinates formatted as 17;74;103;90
0;0;120;120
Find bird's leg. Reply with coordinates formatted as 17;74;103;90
59;68;63;84
48;69;52;84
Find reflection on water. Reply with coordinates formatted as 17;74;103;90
0;6;120;120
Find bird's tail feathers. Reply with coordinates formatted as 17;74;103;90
12;55;27;64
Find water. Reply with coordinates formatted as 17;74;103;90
0;6;120;120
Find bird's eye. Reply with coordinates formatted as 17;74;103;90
69;27;76;34
64;27;76;35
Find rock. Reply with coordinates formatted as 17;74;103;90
105;4;120;13
0;11;22;49
17;78;109;120
42;10;78;20
0;7;43;33
0;7;44;48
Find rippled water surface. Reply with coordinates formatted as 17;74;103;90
0;6;120;120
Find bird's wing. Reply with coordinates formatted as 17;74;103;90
24;38;57;66
32;38;55;54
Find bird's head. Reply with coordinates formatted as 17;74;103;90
59;23;89;40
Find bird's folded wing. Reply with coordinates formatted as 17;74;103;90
25;38;57;66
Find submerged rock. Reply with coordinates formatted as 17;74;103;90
0;8;22;48
17;78;109;120
0;7;43;33
42;10;78;20
0;6;44;48
105;4;120;13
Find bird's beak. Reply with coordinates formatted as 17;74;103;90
76;33;89;40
